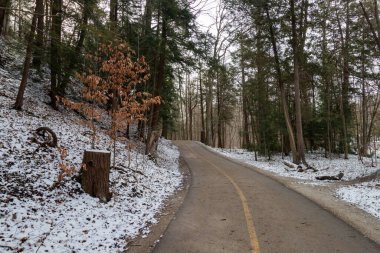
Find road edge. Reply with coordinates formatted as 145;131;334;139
124;156;192;253
198;142;380;245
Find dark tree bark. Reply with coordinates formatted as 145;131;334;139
321;0;332;159
361;50;367;155
14;1;39;110
143;0;152;35
188;82;197;141
199;67;205;135
216;69;223;148
205;73;213;146
110;0;118;31
150;16;167;132
81;150;111;202
32;0;44;71
290;0;307;165
0;0;9;36
50;0;62;109
336;1;350;159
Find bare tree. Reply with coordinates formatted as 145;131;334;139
14;0;40;110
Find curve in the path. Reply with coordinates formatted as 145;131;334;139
153;141;380;253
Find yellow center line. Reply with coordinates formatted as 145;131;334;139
185;144;261;253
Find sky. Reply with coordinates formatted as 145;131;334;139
193;0;220;34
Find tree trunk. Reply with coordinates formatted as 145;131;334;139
216;69;223;148
44;0;49;42
146;130;160;156
150;16;166;133
143;0;152;35
110;0;117;31
205;75;213;145
265;4;298;162
291;0;307;165
81;150;111;202
240;39;250;149
0;0;9;36
336;0;350;159
188;86;194;141
17;0;21;38
199;69;206;142
50;0;62;109
199;68;205;133
178;77;185;139
185;74;189;139
14;1;38;110
321;1;332;159
32;0;44;71
361;44;368;156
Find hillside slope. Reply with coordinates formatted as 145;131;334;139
0;46;182;253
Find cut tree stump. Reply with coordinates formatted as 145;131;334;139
81;150;111;202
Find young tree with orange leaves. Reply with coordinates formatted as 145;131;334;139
61;40;160;167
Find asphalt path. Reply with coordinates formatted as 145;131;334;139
152;141;380;253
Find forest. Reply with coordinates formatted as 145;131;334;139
0;0;380;163
1;1;380;252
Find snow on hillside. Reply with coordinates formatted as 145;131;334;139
212;147;380;219
0;61;182;251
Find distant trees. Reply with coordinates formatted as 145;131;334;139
3;0;380;160
193;0;380;162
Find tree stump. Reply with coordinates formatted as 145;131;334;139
81;150;111;202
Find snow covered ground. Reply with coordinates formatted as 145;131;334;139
212;147;380;219
213;148;378;181
336;179;380;219
0;47;182;252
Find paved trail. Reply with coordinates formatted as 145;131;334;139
153;141;380;253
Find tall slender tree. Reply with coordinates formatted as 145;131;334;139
50;0;62;109
14;0;40;110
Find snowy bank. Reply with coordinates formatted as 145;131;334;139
0;65;182;252
336;179;380;219
213;148;379;182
